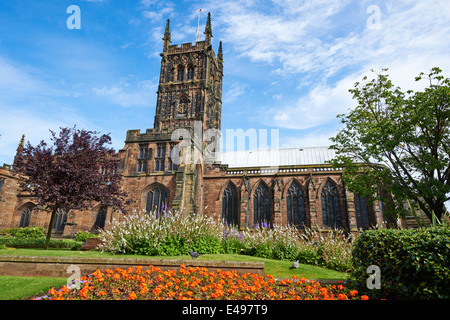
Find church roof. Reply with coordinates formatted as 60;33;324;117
215;146;336;168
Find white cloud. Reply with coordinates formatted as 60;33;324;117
204;0;450;130
93;77;158;108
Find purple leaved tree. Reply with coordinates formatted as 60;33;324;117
14;126;128;250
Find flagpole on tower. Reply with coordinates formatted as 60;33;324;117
195;9;201;43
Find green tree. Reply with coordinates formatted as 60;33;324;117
329;67;450;223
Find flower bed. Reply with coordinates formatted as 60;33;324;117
35;265;368;300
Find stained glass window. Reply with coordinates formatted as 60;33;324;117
222;183;238;226
254;183;271;227
320;181;342;229
286;181;306;227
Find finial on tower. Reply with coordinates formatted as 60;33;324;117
204;12;212;45
13;134;25;170
218;41;223;63
163;19;171;52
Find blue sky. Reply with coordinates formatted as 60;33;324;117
1;0;450;166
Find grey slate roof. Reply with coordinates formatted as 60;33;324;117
215;146;336;168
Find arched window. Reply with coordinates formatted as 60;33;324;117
187;64;195;80
52;209;67;233
93;206;108;230
146;186;168;213
19;207;33;228
354;194;370;230
222;183;238;226
177;65;184;81
321;181;342;229
253;183;271;227
286;181;306;228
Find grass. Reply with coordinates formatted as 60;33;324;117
0;276;67;300
0;248;348;300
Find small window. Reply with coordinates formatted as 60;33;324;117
19;207;33;228
137;160;147;173
52;209;68;233
0;178;4;195
139;145;148;159
177;65;184;81
93;206;107;230
187;65;195;80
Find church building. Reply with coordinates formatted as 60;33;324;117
0;14;385;235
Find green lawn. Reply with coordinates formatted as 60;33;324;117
0;276;67;300
0;248;349;300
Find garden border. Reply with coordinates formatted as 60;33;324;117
0;255;265;278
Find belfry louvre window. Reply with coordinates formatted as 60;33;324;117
286;181;306;228
177;65;184;81
253;183;271;227
222;183;238;226
321;181;342;229
146;187;167;213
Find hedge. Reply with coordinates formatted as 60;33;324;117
0;236;83;250
349;226;450;299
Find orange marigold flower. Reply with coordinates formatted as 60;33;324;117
350;290;358;297
97;290;107;297
128;292;137;300
337;293;348;300
361;295;369;300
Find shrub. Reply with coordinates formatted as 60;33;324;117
0;226;45;238
350;226;450;300
98;210;225;256
0;236;82;250
74;231;99;242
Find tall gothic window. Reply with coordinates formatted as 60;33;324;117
93;206;108;230
155;144;166;172
321;181;342;229
19;207;33;228
222;183;239;226
177;65;184;81
354;194;370;230
137;144;148;173
253;183;271;227
187;64;195;80
286;181;306;228
0;178;4;195
52;209;67;233
146;186;168;213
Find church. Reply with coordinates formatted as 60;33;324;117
0;14;385;236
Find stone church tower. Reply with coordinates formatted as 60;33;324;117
116;13;223;217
